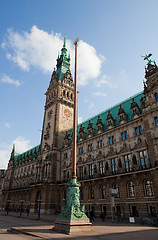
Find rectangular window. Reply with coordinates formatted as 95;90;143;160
135;125;143;135
121;132;124;140
111;158;117;173
109;136;115;144
88;143;93;152
79;147;83;155
79;166;83;179
98;140;103;148
89;164;93;177
124;155;132;171
139;150;149;168
154;117;158;126
121;131;128;140
99;161;104;175
155;93;158;102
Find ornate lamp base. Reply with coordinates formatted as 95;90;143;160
53;178;91;234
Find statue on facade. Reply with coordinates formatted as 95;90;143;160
141;53;156;66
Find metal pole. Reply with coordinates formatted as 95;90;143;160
72;38;79;179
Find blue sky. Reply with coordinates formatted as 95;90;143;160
0;0;158;168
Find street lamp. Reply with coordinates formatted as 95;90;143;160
37;198;42;219
20;200;25;217
6;200;11;215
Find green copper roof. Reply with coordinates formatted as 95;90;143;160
67;91;144;144
56;36;70;81
14;145;40;167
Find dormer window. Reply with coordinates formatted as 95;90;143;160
96;116;103;134
131;98;140;119
118;105;127;124
87;121;93;138
106;111;114;129
78;125;85;142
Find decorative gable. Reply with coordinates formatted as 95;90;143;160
86;154;93;163
87;120;93;138
106;111;115;129
118;105;127;125
131;98;140;119
118;143;131;154
77;157;83;166
96;116;103;134
106;147;116;158
95;150;104;160
78;125;85;142
132;138;147;151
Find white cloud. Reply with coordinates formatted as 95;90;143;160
88;103;95;109
93;91;107;97
0;136;33;169
84;97;89;103
2;26;104;86
96;75;116;89
4;122;12;128
77;40;104;86
1;74;21;87
78;116;84;124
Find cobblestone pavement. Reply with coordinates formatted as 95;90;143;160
0;211;157;240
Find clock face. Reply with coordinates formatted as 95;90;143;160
48;109;53;119
63;107;72;119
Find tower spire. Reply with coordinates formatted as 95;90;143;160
56;34;70;81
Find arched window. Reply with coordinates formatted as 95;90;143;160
105;162;109;171
94;164;97;175
132;155;137;165
71;93;73;100
144;180;154;197
67;92;69;98
127;182;135;198
118;159;122;168
84;167;87;176
63;90;65;96
89;186;94;199
100;185;106;199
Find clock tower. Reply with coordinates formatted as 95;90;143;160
40;37;74;182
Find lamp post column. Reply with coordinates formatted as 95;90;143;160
72;38;79;179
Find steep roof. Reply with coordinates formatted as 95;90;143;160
14;145;40;167
67;91;144;143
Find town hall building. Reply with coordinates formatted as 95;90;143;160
1;38;158;219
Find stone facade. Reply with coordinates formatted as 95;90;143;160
1;41;158;219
